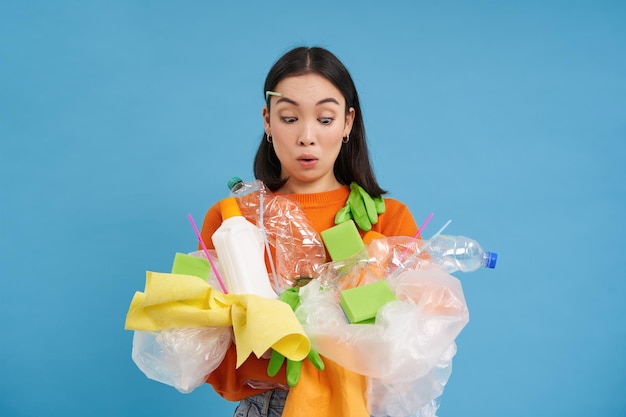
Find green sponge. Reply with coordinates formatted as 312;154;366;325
340;280;396;324
171;252;211;281
321;220;365;261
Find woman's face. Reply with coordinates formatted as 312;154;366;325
263;73;355;194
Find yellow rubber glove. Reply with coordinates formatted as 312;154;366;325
335;182;385;231
267;288;324;386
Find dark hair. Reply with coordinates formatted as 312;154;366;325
253;46;386;196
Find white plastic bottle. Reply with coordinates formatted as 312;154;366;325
426;234;497;273
211;197;278;299
226;176;327;290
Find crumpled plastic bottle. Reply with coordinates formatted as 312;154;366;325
227;177;327;291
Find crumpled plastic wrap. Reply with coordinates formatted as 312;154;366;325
297;269;467;380
132;326;231;394
295;236;469;417
231;180;327;290
366;343;455;417
314;236;431;290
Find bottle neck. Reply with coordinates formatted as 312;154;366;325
482;251;498;268
220;197;243;220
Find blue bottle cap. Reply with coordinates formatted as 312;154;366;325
483;251;498;269
227;176;243;191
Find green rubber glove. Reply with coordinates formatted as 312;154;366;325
266;288;324;386
335;182;385;231
267;345;324;387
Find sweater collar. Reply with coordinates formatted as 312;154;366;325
278;185;350;208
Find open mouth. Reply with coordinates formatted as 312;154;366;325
298;156;318;167
298;154;318;162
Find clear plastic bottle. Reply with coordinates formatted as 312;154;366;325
226;177;327;290
227;177;267;226
425;234;497;273
228;177;262;197
211;197;278;299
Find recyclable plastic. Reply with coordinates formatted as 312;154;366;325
211;197;278;298
292;233;495;415
297;267;469;417
425;234;497;273
227;177;327;290
228;176;261;196
131;326;231;394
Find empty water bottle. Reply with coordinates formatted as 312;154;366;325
225;176;327;290
228;176;263;197
426;234;497;273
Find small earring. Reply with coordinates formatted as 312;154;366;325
266;133;272;144
342;134;349;144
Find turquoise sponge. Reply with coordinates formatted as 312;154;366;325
340;280;396;324
321;220;365;261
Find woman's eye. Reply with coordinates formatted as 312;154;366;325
319;117;334;125
280;116;298;123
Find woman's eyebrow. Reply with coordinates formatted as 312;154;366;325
276;97;298;105
317;98;340;106
275;97;341;106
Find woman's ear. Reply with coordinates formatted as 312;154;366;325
344;107;356;136
262;106;271;133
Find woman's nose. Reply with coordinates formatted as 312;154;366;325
298;123;316;146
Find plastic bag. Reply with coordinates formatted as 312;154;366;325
367;343;456;417
132;326;231;393
297;268;467;380
296;264;468;416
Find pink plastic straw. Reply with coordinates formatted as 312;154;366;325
187;213;228;294
394;212;435;273
414;212;434;239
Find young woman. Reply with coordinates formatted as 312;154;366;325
200;46;419;417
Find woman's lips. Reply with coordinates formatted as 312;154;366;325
298;155;318;168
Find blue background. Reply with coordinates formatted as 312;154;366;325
1;1;624;416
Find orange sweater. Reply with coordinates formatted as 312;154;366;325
199;185;419;408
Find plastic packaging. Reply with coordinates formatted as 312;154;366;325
228;177;327;290
292;233;483;417
296;266;468;417
211;197;278;298
309;233;496;291
425;234;497;273
131;327;231;394
367;343;455;417
297;269;468;380
311;236;428;290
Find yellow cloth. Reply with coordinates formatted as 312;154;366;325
125;271;310;367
